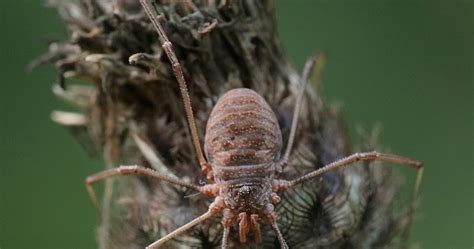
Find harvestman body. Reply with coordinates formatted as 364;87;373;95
86;1;424;248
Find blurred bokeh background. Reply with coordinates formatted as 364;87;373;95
0;0;472;249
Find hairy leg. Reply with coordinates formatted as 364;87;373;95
276;151;424;246
85;165;202;214
146;197;225;248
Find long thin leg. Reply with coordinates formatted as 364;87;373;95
221;225;230;249
263;204;289;249
279;53;326;168
283;151;424;245
271;221;289;249
147;197;224;249
139;0;211;174
147;210;213;248
287;151;423;197
221;208;234;249
85;165;202;214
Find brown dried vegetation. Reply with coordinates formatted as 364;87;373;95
38;0;413;248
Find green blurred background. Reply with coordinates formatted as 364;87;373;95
0;0;472;248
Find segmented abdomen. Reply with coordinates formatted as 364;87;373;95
204;88;282;169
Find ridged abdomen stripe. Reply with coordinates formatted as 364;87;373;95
204;88;282;167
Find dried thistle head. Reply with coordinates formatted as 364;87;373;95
37;0;416;248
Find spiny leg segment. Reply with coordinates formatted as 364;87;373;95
276;151;424;245
85;165;203;214
85;165;223;248
271;221;289;249
262;204;289;249
139;0;211;175
286;151;423;201
145;197;224;249
221;226;230;249
220;208;233;249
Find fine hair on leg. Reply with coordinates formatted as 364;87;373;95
146;209;215;248
85;165;202;215
284;151;424;245
139;0;211;173
145;197;224;248
271;221;289;249
221;225;230;249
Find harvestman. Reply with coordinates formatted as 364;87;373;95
86;1;424;248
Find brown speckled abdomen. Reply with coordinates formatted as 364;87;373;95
204;88;282;172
